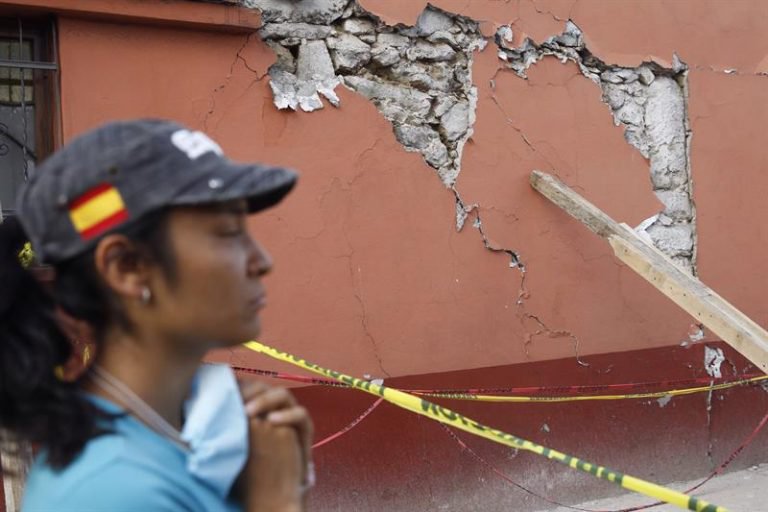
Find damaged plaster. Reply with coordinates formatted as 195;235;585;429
252;2;696;270
253;0;484;187
704;345;725;379
252;0;523;278
495;22;697;272
454;190;524;271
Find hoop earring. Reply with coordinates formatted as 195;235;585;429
140;287;152;304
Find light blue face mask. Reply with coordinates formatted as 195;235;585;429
181;364;248;499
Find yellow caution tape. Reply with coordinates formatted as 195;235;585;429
416;375;768;403
245;341;728;512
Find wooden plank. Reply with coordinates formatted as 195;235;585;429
1;439;33;512
530;170;768;373
529;170;622;238
608;235;768;372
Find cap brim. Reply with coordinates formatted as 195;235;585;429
239;164;298;213
171;161;298;214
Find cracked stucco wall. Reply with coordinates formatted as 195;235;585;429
495;21;696;272
253;1;484;187
128;0;768;386
223;0;724;384
250;0;697;272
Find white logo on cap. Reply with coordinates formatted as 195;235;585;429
171;129;224;160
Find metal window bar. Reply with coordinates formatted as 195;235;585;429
0;39;33;104
18;18;29;180
0;122;36;159
0;17;57;218
0;59;57;70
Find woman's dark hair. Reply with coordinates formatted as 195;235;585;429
0;210;175;468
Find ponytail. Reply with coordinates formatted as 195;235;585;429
0;217;109;468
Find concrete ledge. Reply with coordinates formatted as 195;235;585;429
0;0;261;33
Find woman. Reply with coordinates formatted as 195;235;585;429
0;119;313;511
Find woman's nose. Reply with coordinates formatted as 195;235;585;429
247;238;273;277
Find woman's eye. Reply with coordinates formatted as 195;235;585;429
218;227;244;237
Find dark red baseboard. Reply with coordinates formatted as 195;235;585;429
291;342;768;511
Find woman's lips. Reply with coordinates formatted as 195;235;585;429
249;295;267;311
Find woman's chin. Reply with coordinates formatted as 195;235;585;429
242;318;262;342
209;324;262;349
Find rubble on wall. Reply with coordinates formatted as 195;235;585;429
244;0;349;24
249;1;695;271
495;22;696;272
252;0;485;187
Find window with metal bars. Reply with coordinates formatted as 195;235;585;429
0;17;57;218
0;38;33;103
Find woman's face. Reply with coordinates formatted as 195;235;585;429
149;200;272;349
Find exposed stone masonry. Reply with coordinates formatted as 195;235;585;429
250;0;485;187
496;22;696;272
246;1;695;271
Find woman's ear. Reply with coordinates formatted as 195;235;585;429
93;234;150;301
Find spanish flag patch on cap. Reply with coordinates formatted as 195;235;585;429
68;183;129;240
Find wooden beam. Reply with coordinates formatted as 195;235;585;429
530;170;768;373
1;438;33;512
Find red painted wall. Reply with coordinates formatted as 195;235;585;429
54;2;768;382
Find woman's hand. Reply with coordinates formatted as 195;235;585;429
243;418;304;512
239;381;314;512
240;381;314;474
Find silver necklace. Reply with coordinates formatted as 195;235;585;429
90;365;190;451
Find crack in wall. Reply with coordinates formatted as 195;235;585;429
341;237;392;378
520;312;589;367
453;189;524;271
487;90;560;174
251;0;485;187
705;381;715;466
495;21;697;272
453;186;530;315
692;65;768;78
352;280;391;378
205;33;268;130
453;187;571;367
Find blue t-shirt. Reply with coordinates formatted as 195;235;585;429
22;396;242;512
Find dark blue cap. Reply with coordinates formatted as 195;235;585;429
17;119;297;263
